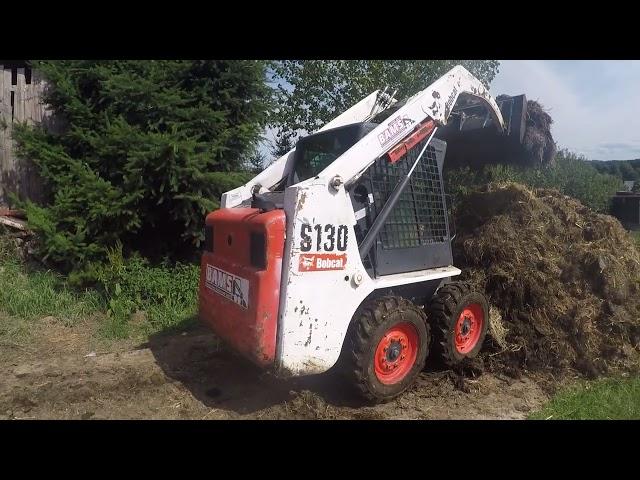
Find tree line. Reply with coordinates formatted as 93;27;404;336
589;159;640;186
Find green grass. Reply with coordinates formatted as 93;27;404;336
529;377;640;420
90;245;199;339
630;230;640;249
0;235;199;343
0;256;103;341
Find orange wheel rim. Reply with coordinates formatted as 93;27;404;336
454;303;484;354
374;322;419;385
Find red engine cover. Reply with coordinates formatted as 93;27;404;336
198;208;286;367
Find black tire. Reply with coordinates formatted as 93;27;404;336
340;295;430;403
428;282;489;366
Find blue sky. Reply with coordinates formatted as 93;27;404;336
491;60;640;160
260;60;640;161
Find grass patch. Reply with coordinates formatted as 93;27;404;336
83;244;199;340
0;235;199;343
630;230;640;249
0;241;103;341
0;260;102;322
529;377;640;420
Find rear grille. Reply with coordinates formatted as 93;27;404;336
204;225;214;252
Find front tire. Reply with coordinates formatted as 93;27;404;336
429;282;489;366
342;296;430;403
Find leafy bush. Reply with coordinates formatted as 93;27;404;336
85;244;199;339
13;60;267;271
445;149;623;213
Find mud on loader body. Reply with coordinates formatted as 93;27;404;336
199;66;528;402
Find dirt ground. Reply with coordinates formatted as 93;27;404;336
0;318;552;420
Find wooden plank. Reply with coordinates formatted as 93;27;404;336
23;79;31;123
1;130;13;204
31;69;41;122
15;68;25;123
27;72;41;124
22;76;38;201
0;215;28;231
0;65;5;121
36;82;43;123
33;70;48;129
25;78;34;123
2;67;11;101
1;67;14;204
0;208;25;218
0;64;4;201
1;67;10;204
32;81;40;123
0;63;4;117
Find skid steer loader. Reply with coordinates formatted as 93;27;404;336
198;65;529;402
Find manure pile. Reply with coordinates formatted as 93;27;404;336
521;100;557;167
453;182;640;377
496;96;557;167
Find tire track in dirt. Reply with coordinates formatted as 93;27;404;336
0;326;549;420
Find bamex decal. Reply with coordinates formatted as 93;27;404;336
377;116;414;147
299;253;347;272
205;264;249;309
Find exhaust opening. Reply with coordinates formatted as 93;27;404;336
250;232;267;270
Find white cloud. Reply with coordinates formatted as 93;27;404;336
491;60;640;160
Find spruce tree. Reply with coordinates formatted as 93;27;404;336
14;60;269;270
270;131;295;162
245;148;266;174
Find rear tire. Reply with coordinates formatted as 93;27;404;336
429;282;489;366
341;295;430;403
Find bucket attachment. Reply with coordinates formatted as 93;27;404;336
438;94;529;170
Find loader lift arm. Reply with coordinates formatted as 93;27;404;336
221;65;506;208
